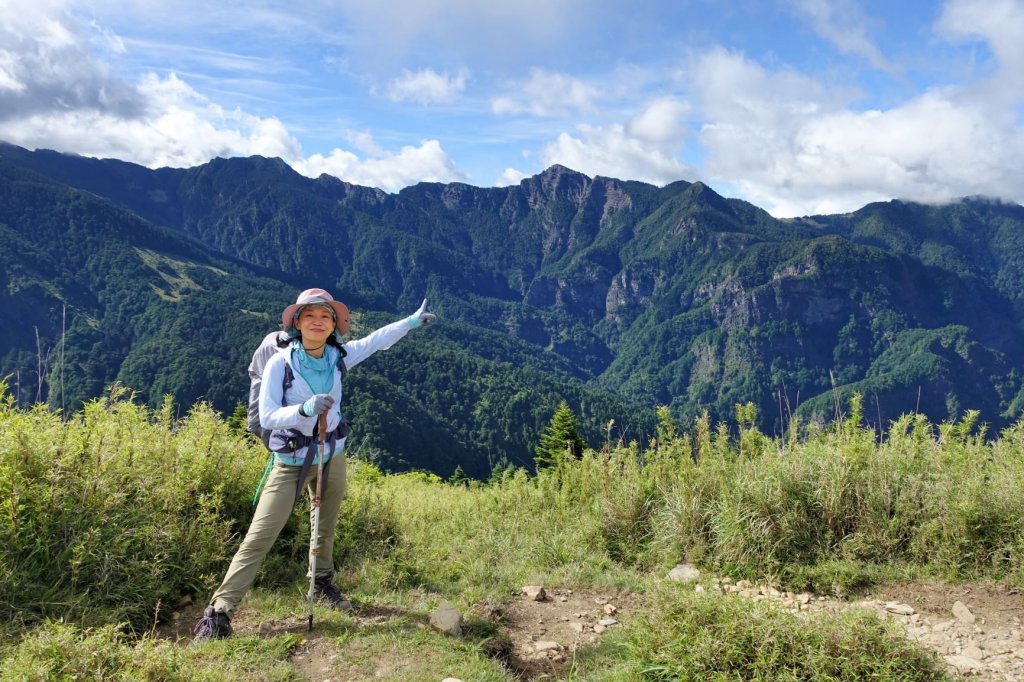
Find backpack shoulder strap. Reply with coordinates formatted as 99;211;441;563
282;356;295;406
336;346;348;375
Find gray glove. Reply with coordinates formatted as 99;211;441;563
407;299;436;329
300;393;334;417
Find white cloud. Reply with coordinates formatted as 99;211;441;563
0;72;302;167
936;0;1024;96
0;0;143;120
789;0;899;77
692;46;1024;216
492;68;599;117
384;67;468;105
295;137;467;191
0;1;470;191
495;167;529;186
0;50;26;92
626;97;690;143
538;98;698;186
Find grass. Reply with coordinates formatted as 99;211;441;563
3;385;1021;679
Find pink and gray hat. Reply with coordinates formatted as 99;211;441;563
281;288;350;336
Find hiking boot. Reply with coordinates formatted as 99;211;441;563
193;606;233;641
311;575;353;611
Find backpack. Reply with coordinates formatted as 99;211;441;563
246;331;348;449
247;331;350;507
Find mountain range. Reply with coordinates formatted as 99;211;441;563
2;141;1022;476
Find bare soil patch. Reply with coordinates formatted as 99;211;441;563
488;586;645;680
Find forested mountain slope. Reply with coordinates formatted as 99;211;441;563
2;142;1022;475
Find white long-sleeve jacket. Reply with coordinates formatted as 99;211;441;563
258;317;414;462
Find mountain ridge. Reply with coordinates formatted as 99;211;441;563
1;142;1022;475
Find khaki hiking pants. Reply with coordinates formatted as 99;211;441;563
210;456;347;616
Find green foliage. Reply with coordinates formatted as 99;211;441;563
620;588;949;681
534;399;586;470
0;621;301;681
0;394;1021;679
0;387;266;631
3;146;1024;482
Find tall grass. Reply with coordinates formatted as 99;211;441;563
613;586;948;681
2;386;1022;678
0;384;266;630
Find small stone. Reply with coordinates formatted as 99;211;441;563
523;585;548;602
442;678;465;682
694;585;705;594
603;604;617;616
177;594;193;607
933;620;955;633
962;643;985;660
430;602;463;637
667;563;701;583
258;620;274;636
952;601;976;624
736;579;753;589
797;593;812;605
594;596;609;605
570;623;586;633
593;624;607;634
559;595;569;603
945;655;984;674
534;640;562;652
598;618;618;627
884;602;916;616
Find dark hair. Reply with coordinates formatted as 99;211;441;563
277;332;347;359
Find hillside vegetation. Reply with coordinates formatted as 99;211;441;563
3;143;1024;476
2;385;1022;679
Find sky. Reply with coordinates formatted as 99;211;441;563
1;0;1023;217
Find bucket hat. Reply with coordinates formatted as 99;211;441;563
281;288;350;336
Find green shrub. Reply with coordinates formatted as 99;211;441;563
621;587;950;681
0;388;266;631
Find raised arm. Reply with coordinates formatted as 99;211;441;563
343;299;435;370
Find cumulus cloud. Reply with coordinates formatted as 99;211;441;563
537;97;697;185
0;72;302;167
492;68;600;117
692;46;1024;216
0;0;143;120
0;0;469;192
495;167;529;186
936;0;1024;97
295;137;467;191
384;67;469;105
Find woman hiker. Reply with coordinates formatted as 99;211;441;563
194;288;435;640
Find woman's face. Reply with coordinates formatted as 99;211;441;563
295;305;336;345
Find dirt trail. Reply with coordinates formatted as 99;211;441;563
167;580;1024;681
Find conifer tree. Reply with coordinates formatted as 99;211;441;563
449;465;469;486
534;400;586;470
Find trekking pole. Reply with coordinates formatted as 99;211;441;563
308;411;327;632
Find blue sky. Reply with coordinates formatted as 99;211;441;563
1;0;1022;216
